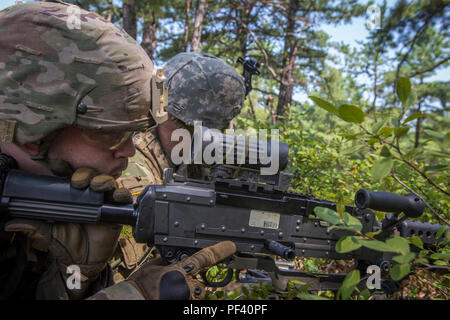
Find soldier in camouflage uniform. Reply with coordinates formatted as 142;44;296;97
0;1;235;300
118;52;245;193
114;52;246;281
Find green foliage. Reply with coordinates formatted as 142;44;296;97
337;270;360;300
236;74;449;300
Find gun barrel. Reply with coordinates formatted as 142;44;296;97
1;170;136;225
264;240;295;260
355;189;424;218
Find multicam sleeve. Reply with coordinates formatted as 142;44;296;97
87;281;145;300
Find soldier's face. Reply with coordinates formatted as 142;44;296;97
47;126;136;179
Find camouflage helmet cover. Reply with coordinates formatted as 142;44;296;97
164;52;245;130
0;1;154;145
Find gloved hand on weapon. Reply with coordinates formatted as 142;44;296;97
89;241;237;300
70;167;132;203
4;167;132;299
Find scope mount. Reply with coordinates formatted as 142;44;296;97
163;165;293;192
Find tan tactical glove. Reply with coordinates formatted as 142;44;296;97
71;167;132;204
124;241;237;300
4;167;132;299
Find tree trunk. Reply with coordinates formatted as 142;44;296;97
369;51;379;113
142;13;158;59
106;0;113;21
123;0;137;39
191;0;208;52
267;95;276;125
183;0;191;51
276;0;299;122
248;95;257;122
414;107;421;148
235;0;252;58
414;78;424;148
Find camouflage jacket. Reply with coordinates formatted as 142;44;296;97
111;128;171;284
117;128;172;195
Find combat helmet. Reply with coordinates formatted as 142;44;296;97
0;1;154;146
164;52;245;130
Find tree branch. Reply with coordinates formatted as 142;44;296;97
408;56;450;78
391;172;450;226
235;17;285;85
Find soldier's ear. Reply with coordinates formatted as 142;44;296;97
22;142;41;156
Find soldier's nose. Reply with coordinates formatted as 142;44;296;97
114;137;136;159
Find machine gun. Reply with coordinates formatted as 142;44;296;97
0;128;447;294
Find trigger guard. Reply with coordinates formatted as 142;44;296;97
200;267;233;288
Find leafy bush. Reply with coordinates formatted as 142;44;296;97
232;76;449;300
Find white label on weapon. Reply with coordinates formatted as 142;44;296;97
249;210;280;229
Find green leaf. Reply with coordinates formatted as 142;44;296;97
371;158;393;181
429;151;450;159
309;96;340;116
414;258;428;264
424;165;450;172
390;263;410;281
405;88;417;107
339;133;364;140
359;289;371;300
396;77;411;105
328;225;363;233
378;126;393;138
425;130;445;139
409;236;423;249
336;196;346;218
241;286;249;296
404;147;422;159
433;260;448;266
343;145;363;155
430;253;450;261
297;293;329;300
386;236;410;255
338;104;365;123
336;236;362;253
403;112;426;124
436;226;447;239
314;207;341;225
343;212;363;232
392;252;415;264
419;250;429;258
447;132;450;140
367;137;380;145
289;279;306;286
216;290;224;299
359;239;397;253
338;270;360;300
365;230;382;239
380;145;391;157
394;126;410;138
